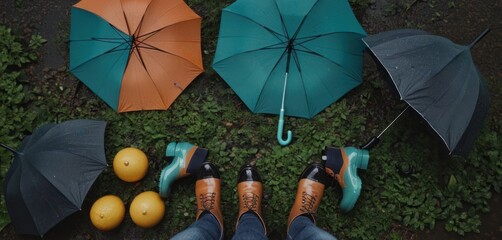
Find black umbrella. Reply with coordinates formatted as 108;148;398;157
1;119;107;236
360;28;490;157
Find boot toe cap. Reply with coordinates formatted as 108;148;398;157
300;163;328;184
238;165;262;182
197;162;220;179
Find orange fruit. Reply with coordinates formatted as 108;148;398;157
113;147;148;182
90;195;125;231
129;191;165;228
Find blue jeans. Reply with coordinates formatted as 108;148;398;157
171;213;336;240
170;212;222;240
287;216;337;240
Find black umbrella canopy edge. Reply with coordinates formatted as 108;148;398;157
1;119;108;236
361;28;491;156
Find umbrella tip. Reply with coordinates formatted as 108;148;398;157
0;143;19;155
469;28;491;48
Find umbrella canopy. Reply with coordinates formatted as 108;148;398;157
213;0;367;145
70;0;203;112
1;120;107;236
362;29;490;156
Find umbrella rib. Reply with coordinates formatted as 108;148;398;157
295;32;367;57
290;0;323;41
135;40;192;61
135;18;200;40
109;23;129;40
294;34;322;42
407;49;467;99
22;151;103;206
133;0;163;41
70;42;130;71
403;50;465;123
224;10;286;42
405;51;470;145
363;40;403;99
131;40;201;101
119;0;133;35
25;149;106;168
102;45;132;54
254;47;289;112
134;41;202;73
213;42;288;64
291;48;312;116
108;23;133;48
130;47;148;74
70;38;125;44
70;23;131;47
292;45;361;113
294;47;361;81
131;0;154;39
271;1;290;39
129;47;169;107
135;1;190;39
291;49;302;74
20;163;82;234
260;42;288;50
137;30;157;40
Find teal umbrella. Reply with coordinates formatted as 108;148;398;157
213;0;367;145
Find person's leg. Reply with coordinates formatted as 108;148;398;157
287;215;337;240
232;165;267;240
232;212;267;240
286;163;337;240
171;162;224;240
171;212;221;240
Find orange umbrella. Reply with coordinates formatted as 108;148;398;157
70;0;203;112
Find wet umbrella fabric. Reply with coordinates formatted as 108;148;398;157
2;120;107;236
212;0;367;145
70;0;203;112
362;29;490;156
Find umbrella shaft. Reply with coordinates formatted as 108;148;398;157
469;28;491;48
281;45;293;110
0;143;18;155
378;106;409;138
281;72;288;109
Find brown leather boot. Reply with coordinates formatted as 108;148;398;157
236;165;267;234
287;163;328;231
195;162;224;238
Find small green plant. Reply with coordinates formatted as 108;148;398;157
29;34;46;49
0;25;45;230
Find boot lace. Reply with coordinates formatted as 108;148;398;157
242;192;259;211
300;192;317;214
199;192;216;211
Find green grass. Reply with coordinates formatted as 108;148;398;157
0;25;47;230
1;0;501;239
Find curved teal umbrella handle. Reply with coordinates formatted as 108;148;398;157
277;109;293;146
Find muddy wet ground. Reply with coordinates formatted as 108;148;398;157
0;0;500;239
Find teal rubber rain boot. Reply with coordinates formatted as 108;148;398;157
322;146;369;212
158;142;208;198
